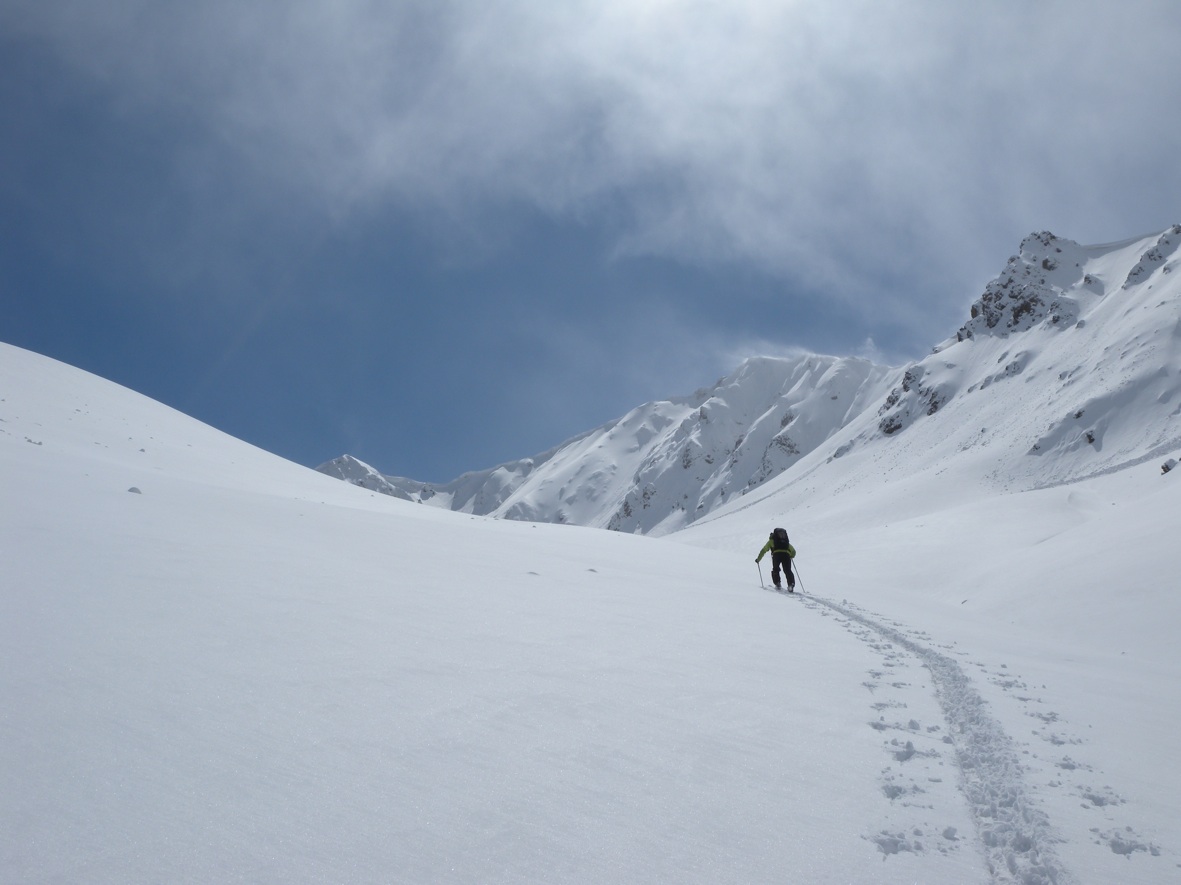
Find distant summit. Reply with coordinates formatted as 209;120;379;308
319;225;1181;532
319;354;893;534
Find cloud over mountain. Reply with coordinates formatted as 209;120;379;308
7;0;1180;309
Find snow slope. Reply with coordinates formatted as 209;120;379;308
676;451;1181;883
844;227;1181;494
1;343;976;884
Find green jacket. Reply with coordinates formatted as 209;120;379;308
756;538;796;562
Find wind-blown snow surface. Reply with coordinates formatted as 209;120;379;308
3;326;1180;883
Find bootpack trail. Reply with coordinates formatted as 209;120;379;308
775;588;1167;885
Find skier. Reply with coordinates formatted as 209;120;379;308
756;527;796;592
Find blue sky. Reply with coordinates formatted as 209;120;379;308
4;1;1179;482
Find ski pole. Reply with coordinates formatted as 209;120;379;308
791;560;804;593
757;560;764;588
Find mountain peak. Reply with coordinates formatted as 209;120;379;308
839;223;1181;490
953;230;1091;342
953;225;1181;345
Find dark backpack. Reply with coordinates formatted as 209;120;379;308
771;527;790;549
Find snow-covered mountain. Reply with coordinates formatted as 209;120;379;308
864;226;1181;482
320;354;895;533
321;225;1181;532
5;213;1181;882
751;225;1181;520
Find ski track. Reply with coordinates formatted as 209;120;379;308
769;586;1169;883
780;588;1077;884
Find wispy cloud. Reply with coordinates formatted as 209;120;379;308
6;0;1180;314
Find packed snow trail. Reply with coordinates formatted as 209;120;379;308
792;591;1073;885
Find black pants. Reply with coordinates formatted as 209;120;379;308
771;553;795;588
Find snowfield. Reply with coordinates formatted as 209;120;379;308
2;344;974;884
4;233;1181;885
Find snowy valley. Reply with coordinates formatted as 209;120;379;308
4;225;1181;883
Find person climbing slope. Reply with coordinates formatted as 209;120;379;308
756;527;796;592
